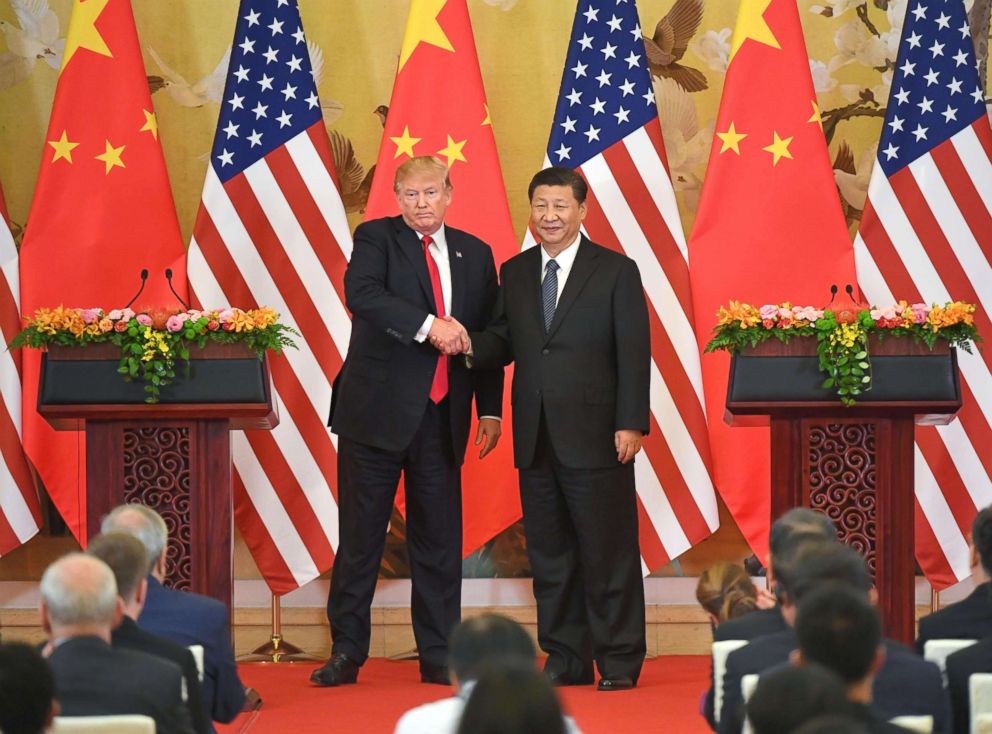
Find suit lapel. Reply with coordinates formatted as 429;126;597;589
545;237;599;344
393;217;436;310
447;226;465;319
523;245;545;331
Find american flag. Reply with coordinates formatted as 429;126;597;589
855;0;992;588
187;0;352;594
0;185;41;556
526;0;719;570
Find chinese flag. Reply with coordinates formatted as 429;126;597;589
19;0;187;544
687;0;856;559
364;0;521;554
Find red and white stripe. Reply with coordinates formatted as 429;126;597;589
855;118;992;589
188;123;352;593
525;122;719;573
0;187;41;556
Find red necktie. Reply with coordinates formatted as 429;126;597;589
422;235;448;403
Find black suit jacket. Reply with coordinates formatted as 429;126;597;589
48;635;193;734
113;616;210;734
945;635;992;734
330;216;503;463
719;632;949;734
470;237;650;469
916;582;992;654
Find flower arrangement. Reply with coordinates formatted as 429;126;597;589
12;305;298;402
705;300;979;406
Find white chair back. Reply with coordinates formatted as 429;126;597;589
741;673;759;734
889;715;933;733
971;673;992;734
188;644;205;683
712;639;748;725
923;638;977;683
51;715;156;733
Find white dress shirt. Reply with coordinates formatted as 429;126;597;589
540;233;581;307
413;225;452;342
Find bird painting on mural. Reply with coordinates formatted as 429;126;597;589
644;0;708;92
0;0;63;89
326;106;388;214
832;140;875;229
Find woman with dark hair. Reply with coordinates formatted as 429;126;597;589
456;666;567;734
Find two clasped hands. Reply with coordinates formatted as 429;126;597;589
427;315;642;465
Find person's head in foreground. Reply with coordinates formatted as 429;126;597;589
456;665;567;734
696;560;758;626
39;552;121;642
0;642;57;734
746;663;851;734
448;613;537;690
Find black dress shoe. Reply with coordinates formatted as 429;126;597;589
310;653;359;686
597;676;635;691
419;661;450;685
545;669;595;687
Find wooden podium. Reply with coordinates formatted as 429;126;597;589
725;337;961;642
37;343;278;611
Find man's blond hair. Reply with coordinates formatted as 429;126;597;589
393;156;451;192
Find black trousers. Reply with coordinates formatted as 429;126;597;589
327;400;461;667
519;417;646;682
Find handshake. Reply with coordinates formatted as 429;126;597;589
428;315;472;356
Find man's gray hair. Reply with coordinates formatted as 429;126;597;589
101;504;169;575
39;553;118;626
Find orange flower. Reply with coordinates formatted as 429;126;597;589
716;301;761;329
251;307;278;329
98;318;114;333
228;310;255;332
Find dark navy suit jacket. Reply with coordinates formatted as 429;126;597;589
916;582;992;654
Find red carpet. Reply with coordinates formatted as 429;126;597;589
217;656;712;733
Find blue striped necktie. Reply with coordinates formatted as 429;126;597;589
543;259;559;332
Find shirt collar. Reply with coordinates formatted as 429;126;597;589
541;232;581;271
410;223;448;254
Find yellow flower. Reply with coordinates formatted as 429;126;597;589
229;310;255;332
716;301;761;329
252;307;278;329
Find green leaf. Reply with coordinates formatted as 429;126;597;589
855;351;867;359
862;376;871;383
822;378;834;389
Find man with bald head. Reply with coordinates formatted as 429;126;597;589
39;553;193;733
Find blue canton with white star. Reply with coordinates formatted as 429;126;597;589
877;0;986;177
546;0;656;167
211;0;322;182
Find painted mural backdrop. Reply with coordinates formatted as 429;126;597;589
1;0;989;577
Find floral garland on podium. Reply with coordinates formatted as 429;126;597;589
705;300;979;405
13;306;298;402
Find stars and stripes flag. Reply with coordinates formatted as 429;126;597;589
0;184;41;556
854;0;992;589
187;0;352;594
527;0;720;570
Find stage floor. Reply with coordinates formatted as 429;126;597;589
217;656;712;733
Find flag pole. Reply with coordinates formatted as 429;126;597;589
239;594;321;663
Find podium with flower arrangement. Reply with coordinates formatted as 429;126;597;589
706;294;978;643
14;305;297;610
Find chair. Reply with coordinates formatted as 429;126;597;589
741;673;759;734
51;715;156;733
923;638;977;684
889;715;933;733
971;673;992;734
188;644;204;683
712;639;748;725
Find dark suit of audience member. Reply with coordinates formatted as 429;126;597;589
50;635;193;734
718;628;799;734
139;576;245;725
945;635;992;734
917;583;992;654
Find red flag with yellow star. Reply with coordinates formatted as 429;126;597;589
364;0;521;555
19;0;187;544
687;0;856;559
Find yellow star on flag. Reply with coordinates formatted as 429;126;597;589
48;130;80;164
762;131;794;166
398;0;454;71
716;122;747;155
140;109;159;139
390;126;422;159
61;0;112;72
482;103;492;126
437;135;467;167
807;100;823;130
729;0;780;64
95;139;126;174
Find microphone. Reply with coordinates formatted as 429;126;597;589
823;284;839;308
124;269;149;309
165;269;190;310
845;284;855;298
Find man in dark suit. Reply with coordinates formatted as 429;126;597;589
462;166;650;691
0;642;56;734
88;532;210;734
101;504;247;727
39;553;194;734
917;505;992;653
313;156;504;687
945;634;992;734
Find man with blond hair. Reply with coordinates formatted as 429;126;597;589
314;156;504;687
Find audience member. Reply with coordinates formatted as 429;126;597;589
394;614;581;734
795;585;906;733
39;553;193;733
101;504;248;727
697;562;758;627
945;634;992;734
719;541;947;734
917;505;992;653
456;666;567;734
746;663;851;734
87;531;210;734
0;641;56;734
792;716;871;734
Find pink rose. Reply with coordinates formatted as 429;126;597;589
911;303;929;324
207;320;220;331
165;315;184;332
114;321;128;332
136;314;153;326
186;310;204;321
121;308;136;321
759;305;778;320
777;307;792;321
217;308;235;323
81;308;102;324
108;309;124;321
